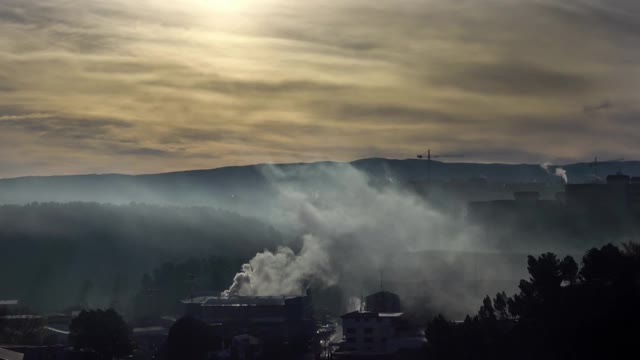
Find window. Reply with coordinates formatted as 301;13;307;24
364;327;373;334
346;328;356;334
346;337;356;343
364;337;373;343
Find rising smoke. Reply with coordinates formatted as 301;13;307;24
223;164;489;310
541;163;568;183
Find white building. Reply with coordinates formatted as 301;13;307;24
0;347;23;360
337;311;425;357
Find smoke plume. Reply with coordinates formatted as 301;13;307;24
223;235;335;296
554;168;568;183
223;164;486;307
541;163;568;183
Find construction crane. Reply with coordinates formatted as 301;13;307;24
417;149;465;185
590;156;624;179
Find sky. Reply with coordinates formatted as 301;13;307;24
1;0;639;177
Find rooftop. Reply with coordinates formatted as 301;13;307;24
0;347;23;360
182;295;302;307
341;311;404;319
0;315;42;320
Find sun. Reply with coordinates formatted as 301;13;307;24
202;0;249;12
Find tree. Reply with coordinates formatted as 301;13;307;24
477;296;495;321
167;316;218;360
559;256;578;285
492;292;509;320
580;243;625;282
69;309;133;360
426;243;640;360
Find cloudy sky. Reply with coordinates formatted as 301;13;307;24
1;0;639;177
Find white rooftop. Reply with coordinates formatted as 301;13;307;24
0;347;24;360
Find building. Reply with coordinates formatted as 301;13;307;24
0;347;24;360
181;294;314;347
0;301;19;309
340;311;402;354
335;311;426;359
0;346;65;360
565;172;640;214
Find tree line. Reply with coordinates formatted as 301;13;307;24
426;242;640;360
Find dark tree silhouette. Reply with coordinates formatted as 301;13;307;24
69;309;133;360
427;243;640;360
492;292;508;320
167;316;218;360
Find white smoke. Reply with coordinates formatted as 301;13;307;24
223;164;485;301
347;297;362;312
541;163;568;183
223;235;335;297
554;168;568;183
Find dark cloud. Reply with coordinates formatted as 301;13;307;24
0;116;133;136
429;61;592;96
0;84;15;92
584;100;613;113
541;1;640;41
195;78;351;95
159;127;251;145
326;104;469;126
116;147;177;157
0;6;29;24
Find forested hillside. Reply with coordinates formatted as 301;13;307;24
0;202;283;311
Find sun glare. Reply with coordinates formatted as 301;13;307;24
202;0;249;12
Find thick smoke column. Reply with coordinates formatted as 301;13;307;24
223;164;484;300
223;235;335;296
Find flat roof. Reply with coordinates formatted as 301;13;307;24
44;327;70;335
341;311;404;319
183;295;303;306
0;347;24;360
133;327;168;335
0;315;42;320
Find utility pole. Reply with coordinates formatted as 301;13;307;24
427;149;432;186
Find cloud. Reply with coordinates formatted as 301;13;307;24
584;100;613;113
429;61;592;96
0;0;640;176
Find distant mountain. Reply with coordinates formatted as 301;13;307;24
1;158;639;205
